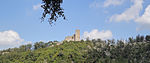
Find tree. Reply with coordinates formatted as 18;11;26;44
146;35;150;42
25;44;32;51
34;41;46;50
19;45;26;52
129;37;134;43
41;0;65;25
140;35;144;42
135;35;144;42
19;44;32;52
136;35;141;42
34;42;40;50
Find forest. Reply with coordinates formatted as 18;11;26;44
0;35;150;63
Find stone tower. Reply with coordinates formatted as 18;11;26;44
75;29;80;41
64;29;80;41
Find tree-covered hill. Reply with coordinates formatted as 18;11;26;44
0;35;150;63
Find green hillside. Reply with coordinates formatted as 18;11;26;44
0;35;150;63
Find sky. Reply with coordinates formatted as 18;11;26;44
0;0;150;50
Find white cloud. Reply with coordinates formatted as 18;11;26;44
135;5;150;30
89;1;101;8
104;0;124;7
109;0;143;22
83;29;113;40
0;30;24;50
33;4;41;10
89;0;124;8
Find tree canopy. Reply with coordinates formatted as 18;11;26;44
1;35;150;63
41;0;65;25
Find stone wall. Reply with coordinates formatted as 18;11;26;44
64;30;80;41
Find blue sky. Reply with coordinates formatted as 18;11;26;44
0;0;150;50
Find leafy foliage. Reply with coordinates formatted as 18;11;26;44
41;0;65;25
0;35;150;63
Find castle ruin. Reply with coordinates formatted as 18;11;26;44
64;30;80;41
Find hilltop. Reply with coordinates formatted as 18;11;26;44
0;35;150;63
